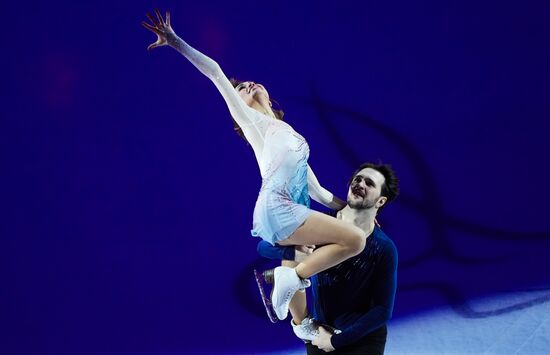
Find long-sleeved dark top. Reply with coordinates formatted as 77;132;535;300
257;226;398;349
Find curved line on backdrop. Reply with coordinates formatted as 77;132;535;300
234;89;550;321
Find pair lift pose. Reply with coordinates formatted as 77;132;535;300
142;9;371;333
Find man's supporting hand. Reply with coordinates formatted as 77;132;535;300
312;326;335;352
295;245;315;263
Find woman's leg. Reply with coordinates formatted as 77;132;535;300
271;211;366;320
278;211;366;279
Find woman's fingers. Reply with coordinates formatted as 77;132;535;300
142;21;162;35
146;12;159;27
154;8;164;24
143;9;171;51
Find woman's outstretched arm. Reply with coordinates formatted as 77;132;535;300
142;10;221;76
142;10;267;150
307;165;346;210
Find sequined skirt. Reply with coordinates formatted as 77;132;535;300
251;164;313;245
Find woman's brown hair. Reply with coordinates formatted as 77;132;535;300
229;78;285;143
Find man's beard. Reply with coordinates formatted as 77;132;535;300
348;197;376;210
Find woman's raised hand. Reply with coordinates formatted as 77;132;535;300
142;9;175;50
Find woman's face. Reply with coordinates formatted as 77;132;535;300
235;81;270;107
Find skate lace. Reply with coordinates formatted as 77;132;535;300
283;288;294;305
283;280;304;310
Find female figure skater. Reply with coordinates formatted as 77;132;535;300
142;9;367;321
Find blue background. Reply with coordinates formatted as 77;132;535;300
4;0;550;353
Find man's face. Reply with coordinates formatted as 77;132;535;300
347;168;387;210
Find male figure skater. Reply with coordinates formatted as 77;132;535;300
257;162;399;354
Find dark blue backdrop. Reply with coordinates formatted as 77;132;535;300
4;0;550;354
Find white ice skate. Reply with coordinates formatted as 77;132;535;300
254;268;310;323
292;316;343;343
292;316;320;342
271;266;310;320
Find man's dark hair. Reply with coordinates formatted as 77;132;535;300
348;162;399;212
229;78;284;142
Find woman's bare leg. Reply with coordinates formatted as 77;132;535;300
271;211;366;320
278;211;366;279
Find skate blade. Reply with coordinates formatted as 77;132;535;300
254;269;278;323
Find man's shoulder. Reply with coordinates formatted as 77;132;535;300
373;227;398;255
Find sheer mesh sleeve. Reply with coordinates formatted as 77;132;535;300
307;165;334;206
167;34;270;159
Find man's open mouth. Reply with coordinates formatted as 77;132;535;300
352;187;365;198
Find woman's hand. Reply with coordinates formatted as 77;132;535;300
329;195;347;211
142;9;176;50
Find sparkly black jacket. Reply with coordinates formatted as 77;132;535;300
257;226;398;349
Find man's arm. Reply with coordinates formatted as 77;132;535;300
329;241;398;349
257;241;315;262
257;240;295;261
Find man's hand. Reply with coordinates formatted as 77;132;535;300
311;326;335;352
142;9;176;50
295;245;315;263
